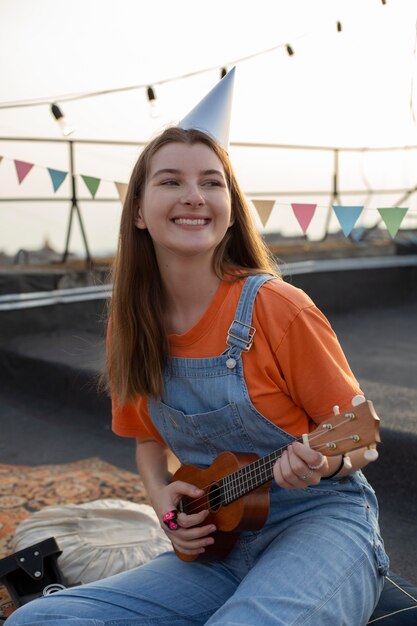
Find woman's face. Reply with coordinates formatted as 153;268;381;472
135;141;233;265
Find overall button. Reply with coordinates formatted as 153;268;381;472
226;357;236;369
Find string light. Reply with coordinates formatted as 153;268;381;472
146;86;159;117
50;103;75;136
0;4;389;114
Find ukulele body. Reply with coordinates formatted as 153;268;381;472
171;400;380;562
173;451;272;562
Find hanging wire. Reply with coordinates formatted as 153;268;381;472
0;37;303;110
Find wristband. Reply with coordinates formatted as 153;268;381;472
322;455;345;480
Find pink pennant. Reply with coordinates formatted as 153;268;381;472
291;203;317;233
14;160;34;184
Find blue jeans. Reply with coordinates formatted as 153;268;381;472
6;472;388;626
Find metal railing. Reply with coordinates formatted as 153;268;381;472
2;255;417;311
2;136;417;265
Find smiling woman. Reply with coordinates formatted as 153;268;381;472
5;67;388;626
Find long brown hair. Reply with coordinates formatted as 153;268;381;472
107;127;280;404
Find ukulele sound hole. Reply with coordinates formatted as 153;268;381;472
207;482;222;513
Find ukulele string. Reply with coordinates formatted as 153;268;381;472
178;417;354;516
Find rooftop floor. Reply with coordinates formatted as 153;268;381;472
1;265;416;585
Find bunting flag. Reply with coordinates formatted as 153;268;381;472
377;207;408;238
14;160;34;184
81;175;101;199
291;203;317;233
115;182;128;204
47;168;68;192
332;205;364;237
0;154;414;240
252;200;275;226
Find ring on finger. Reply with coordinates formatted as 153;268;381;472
300;468;314;481
308;455;325;471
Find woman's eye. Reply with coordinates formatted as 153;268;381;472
161;179;179;186
203;180;222;187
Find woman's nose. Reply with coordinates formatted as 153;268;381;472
181;184;204;206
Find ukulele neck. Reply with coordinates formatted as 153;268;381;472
221;450;280;505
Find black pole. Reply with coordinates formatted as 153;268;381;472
62;141;92;264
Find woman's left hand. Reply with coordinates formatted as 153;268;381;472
273;441;328;489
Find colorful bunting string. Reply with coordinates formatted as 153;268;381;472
0;156;414;239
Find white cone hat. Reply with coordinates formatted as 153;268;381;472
178;67;236;150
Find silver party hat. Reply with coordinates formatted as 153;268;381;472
178;67;236;150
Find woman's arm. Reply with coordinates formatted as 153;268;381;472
135;439;218;557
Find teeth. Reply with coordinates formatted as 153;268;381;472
174;218;208;225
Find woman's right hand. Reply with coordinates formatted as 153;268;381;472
154;480;217;557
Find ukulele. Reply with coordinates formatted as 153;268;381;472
172;399;380;562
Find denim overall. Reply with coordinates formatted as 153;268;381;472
7;275;388;626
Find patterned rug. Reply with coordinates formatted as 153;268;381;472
0;457;148;619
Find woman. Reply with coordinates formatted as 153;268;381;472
7;82;388;626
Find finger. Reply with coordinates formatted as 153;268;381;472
174;523;216;541
275;450;300;488
171;526;217;555
177;508;210;529
171;481;204;500
290;441;325;468
287;445;321;484
287;447;313;483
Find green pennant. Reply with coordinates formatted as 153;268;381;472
377;207;408;238
81;175;101;199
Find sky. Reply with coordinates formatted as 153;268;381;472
1;0;417;255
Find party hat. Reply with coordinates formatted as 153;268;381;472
178;67;236;150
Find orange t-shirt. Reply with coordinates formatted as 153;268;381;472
112;277;362;443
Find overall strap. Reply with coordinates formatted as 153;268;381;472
226;274;274;356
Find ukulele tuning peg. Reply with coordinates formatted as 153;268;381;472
343;455;352;470
352;395;366;407
364;445;379;462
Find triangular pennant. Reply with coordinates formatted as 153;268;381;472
81;175;101;199
377;207;408;238
115;182;128;204
291;203;317;233
252;200;275;227
332;205;364;237
14;160;34;184
48;168;68;192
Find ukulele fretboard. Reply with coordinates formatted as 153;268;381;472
221;450;281;505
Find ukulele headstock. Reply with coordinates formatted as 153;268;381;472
307;400;381;457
